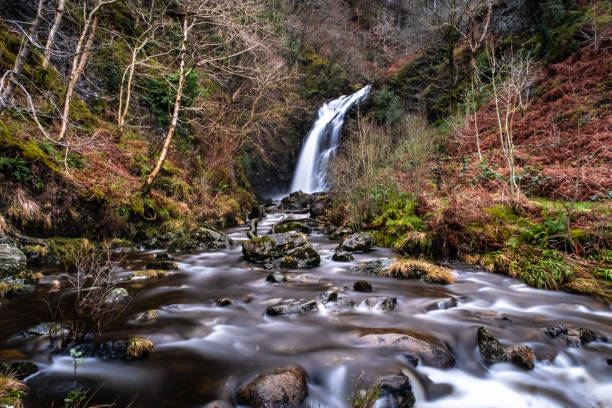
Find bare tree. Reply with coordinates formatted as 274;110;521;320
41;0;67;69
487;45;534;209
57;0;117;141
0;0;46;113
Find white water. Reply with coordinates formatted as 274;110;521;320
290;85;371;193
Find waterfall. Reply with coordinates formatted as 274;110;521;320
290;85;371;194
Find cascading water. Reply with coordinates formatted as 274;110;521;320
290;85;371;194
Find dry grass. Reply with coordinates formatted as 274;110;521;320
126;337;154;359
6;189;51;231
0;372;27;407
385;259;456;284
0;215;7;235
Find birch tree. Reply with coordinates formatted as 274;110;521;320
0;0;46;113
57;0;117;141
41;0;67;69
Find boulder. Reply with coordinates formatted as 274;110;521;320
506;345;535;370
351;258;394;275
477;326;506;365
353;280;372;293
82;338;154;360
309;195;329;218
145;260;178;270
339;233;373;253
273;221;312;234
236;365;308;408
242;233;320;269
354;331;455;368
375;374;416;408
168;227;230;252
266;300;318;316
266;272;287;283
155;253;175;261
279;191;314;212
544;325;582;347
332;251;353;262
0;243;27;278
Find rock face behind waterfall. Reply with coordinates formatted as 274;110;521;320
242;232;320;269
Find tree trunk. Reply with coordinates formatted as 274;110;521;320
42;0;66;69
143;17;189;190
57;11;100;141
0;0;45;113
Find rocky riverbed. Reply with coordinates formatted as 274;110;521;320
0;199;611;407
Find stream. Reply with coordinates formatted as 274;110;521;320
0;209;611;407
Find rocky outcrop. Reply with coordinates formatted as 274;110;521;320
236;365;308;408
506;345;535;370
353;331;455;368
353;280;372;292
339;233;373;253
0;243;27;278
242;232;320;269
279;191;314;213
375;373;416;408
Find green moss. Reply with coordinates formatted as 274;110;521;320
69;99;97;130
393;231;433;257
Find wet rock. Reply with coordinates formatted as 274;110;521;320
24;322;67;338
365;296;397;312
105;288;129;304
168;227;230;252
155;253;175;261
332;250;353;262
375;374;416;408
216;297;233;307
339;233;373;253
266;272;287;283
280;245;321;269
0;276;36;297
354;332;455;368
607;358;612;366
249;203;267;219
243;233;320;269
266;300;318;316
319;287;343;303
236;365;308;408
310;195;330;218
506;345;535;370
351;258;393;275
145;260;178;270
279;191;314;212
0;243;27;278
0;361;38;380
129;269;168;280
336;296;357;309
353;280;372;293
136;310;159;323
477;326;506;365
328;227;351;240
273;221;312;234
578;328;598;345
544;325;581;347
84;337;154;360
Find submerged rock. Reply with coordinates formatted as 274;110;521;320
477;326;506;365
236;365;308;408
339;233;373;253
266;300;318;316
266;271;288;283
0;243;27;278
332;250;353;262
365;296;397;312
105;288;130;304
353;331;455;368
351;258;394;275
216;297;233;307
543;325;605;347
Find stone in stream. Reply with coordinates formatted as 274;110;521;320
145;260;178;270
236;365;308;408
279;191;314;212
215;297;233;307
332;250;353;262
353;331;455;369
168;227;230;252
266;271;287;283
365;296;397;312
351;258;394;275
309;195;330;218
506;345;535;370
339;233;373;253
477;326;506;365
375;373;416;408
242;232;320;269
155;252;175;261
105;287;130;304
353;280;373;293
0;243;27;278
266;300;318;316
543;324;606;347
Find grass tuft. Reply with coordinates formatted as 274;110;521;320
386;259;456;284
126;337;154;359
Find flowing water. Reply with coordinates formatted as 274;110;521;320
290;86;371;194
0;210;611;407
